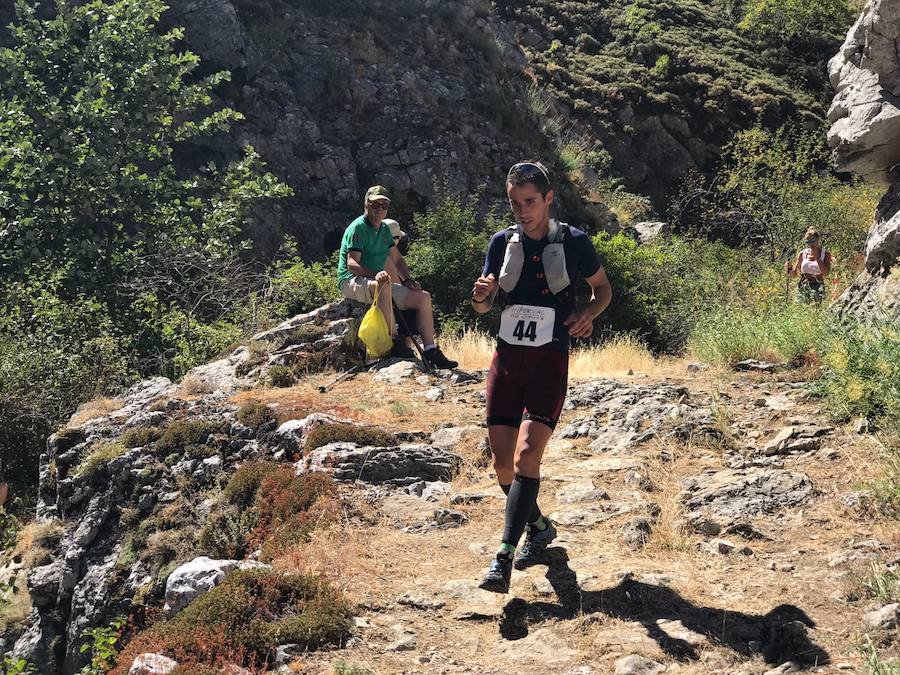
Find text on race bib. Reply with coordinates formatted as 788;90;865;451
499;304;555;347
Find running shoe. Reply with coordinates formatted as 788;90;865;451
423;346;458;369
478;552;513;593
513;518;557;569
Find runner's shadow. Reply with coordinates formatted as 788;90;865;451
498;546;830;667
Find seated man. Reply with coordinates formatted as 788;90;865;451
336;185;457;369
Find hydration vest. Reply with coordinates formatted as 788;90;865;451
498;219;572;295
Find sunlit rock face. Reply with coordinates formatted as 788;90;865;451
828;0;900;323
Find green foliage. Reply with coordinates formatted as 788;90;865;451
675;124;879;262
269;250;340;319
156;419;224;455
79;616;126;675
331;660;375;675
813;322;900;432
223;461;281;508
119;426;162;449
198;505;257;560
862;634;900;675
688;302;825;365
739;0;855;43
267;365;296;388
74;442;128;478
116;569;351;669
0;0;291;509
1;657;36;675
304;423;395;454
235;401;277;430
592;232;768;352
862;562;900;604
405;189;508;333
0;507;20;553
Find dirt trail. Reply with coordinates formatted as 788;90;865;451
279;366;897;675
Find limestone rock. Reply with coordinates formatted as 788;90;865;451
681;469;814;519
128;653;179;675
865;603;900;630
298;442;461;485
372;359;423;383
614;654;665;675
163;556;269;617
275;412;353;455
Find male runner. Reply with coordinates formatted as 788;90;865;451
471;160;612;592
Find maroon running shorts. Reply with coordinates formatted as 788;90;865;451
485;345;569;430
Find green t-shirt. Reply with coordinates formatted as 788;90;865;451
336;215;395;289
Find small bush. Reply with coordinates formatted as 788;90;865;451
112;569;352;672
688;303;824;366
235;401;277;430
74;442;128;478
156;419;224;454
304;423;394;454
186;445;217;460
250;469;338;560
223;461;281;508
268;365;296;388
198;505;257;559
119;426;162;449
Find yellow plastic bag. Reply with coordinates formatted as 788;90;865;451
358;291;392;359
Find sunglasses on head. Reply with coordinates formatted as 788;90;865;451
392;235;401;241
507;162;550;183
367;201;389;211
805;237;819;244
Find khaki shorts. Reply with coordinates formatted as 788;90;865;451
340;275;413;310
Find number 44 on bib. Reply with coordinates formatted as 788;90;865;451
499;304;555;347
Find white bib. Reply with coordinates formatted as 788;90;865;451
498;304;555;347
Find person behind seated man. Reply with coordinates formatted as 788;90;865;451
336;186;457;368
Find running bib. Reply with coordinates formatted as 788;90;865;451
498;304;555;347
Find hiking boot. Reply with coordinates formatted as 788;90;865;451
513;518;557;570
423;346;457;369
391;338;416;359
478;552;513;594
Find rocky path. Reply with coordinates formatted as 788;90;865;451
288;364;897;675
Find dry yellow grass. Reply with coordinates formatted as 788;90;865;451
68;397;124;427
443;329;680;378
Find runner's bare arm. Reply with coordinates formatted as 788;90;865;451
471;273;498;313
564;267;612;338
820;251;832;277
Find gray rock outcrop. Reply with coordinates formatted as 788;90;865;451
828;0;900;322
164;556;269;617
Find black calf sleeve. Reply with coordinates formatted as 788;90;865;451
500;481;542;523
501;474;541;548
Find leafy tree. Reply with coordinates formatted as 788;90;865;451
405;189;508;334
739;0;855;43
0;0;290;301
0;0;291;510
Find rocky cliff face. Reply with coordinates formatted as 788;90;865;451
828;0;900;322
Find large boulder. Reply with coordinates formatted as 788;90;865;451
828;0;900;320
163;557;269;617
297;442;462;486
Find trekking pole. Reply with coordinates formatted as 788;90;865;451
318;364;362;393
391;298;434;373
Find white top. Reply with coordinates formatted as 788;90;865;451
800;247;825;276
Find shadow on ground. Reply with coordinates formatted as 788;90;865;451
498;546;830;667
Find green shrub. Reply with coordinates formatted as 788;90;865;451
813;322;900;431
268;365;296;388
235;401;277;430
405;189;506;333
119;427;162;449
250;468;339;560
198;505;257;559
113;569;352;671
223;461;281;508
74;442;128;478
269;256;340;319
688;302;825;366
156;419;223;454
303;423;395;454
186;445;218;460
